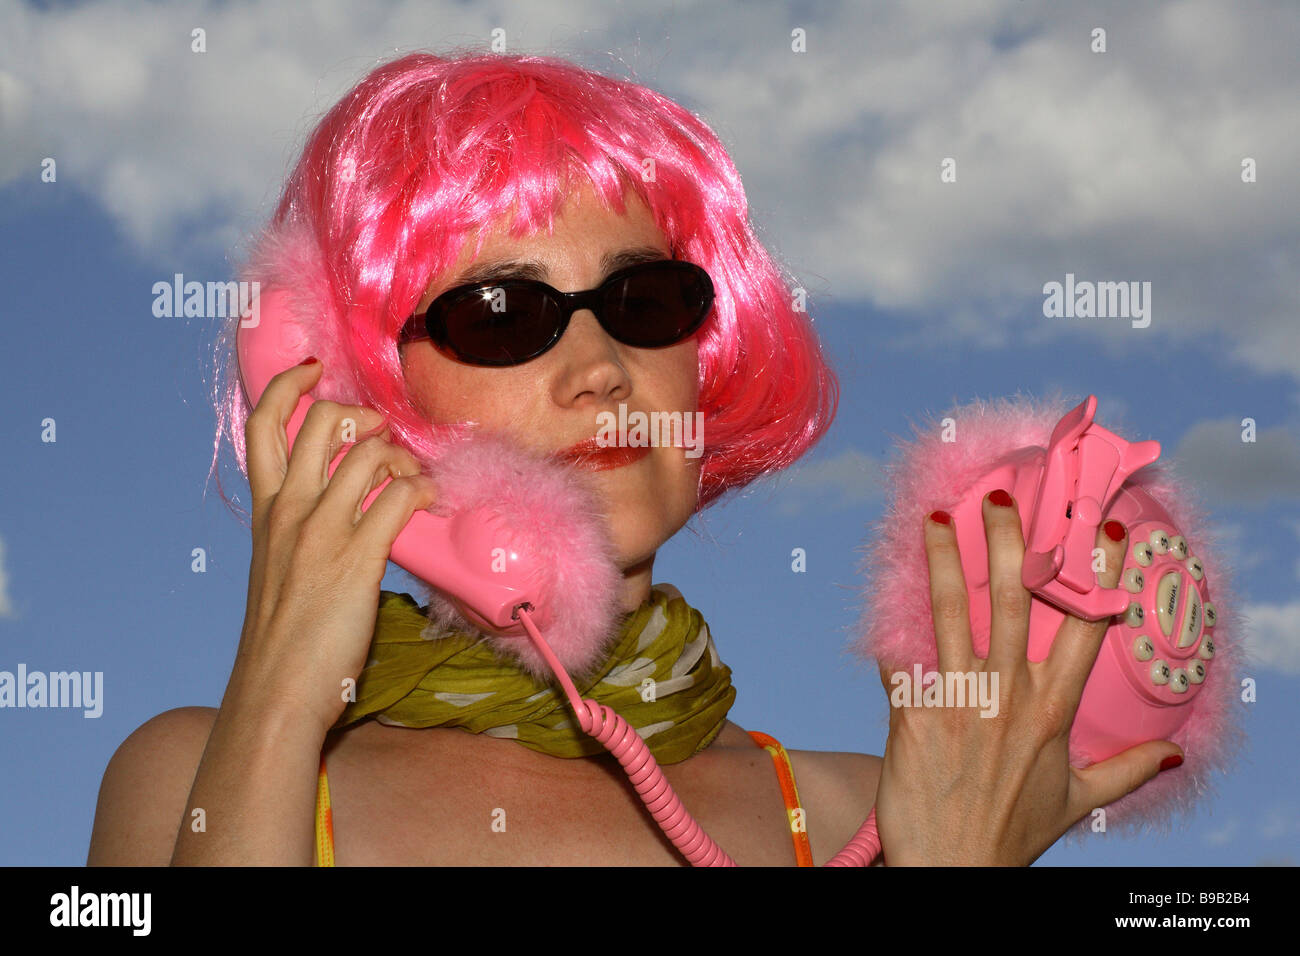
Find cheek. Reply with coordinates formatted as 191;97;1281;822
403;349;503;425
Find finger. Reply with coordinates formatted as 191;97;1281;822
245;358;324;509
313;430;424;532
278;400;388;507
1042;518;1129;708
1066;740;1184;824
983;489;1032;676
924;510;975;672
352;473;440;559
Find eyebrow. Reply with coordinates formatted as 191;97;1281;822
450;245;672;286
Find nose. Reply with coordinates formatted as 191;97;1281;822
551;307;631;408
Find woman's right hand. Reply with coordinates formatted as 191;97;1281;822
230;357;438;736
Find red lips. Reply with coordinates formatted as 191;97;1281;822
555;437;651;471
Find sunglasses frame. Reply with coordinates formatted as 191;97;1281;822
397;259;715;367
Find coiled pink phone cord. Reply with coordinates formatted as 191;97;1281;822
515;606;881;866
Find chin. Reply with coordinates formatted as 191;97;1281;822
600;496;691;572
582;451;700;571
602;513;663;570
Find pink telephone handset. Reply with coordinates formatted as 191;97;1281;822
861;395;1241;833
235;287;881;866
235;294;547;639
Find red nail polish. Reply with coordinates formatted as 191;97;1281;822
1104;519;1126;542
929;510;951;525
1158;754;1183;772
988;489;1013;508
299;356;319;365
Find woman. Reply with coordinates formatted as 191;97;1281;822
87;50;1176;867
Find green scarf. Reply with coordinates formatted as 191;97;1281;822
334;583;735;765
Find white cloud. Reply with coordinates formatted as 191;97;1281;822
1242;600;1300;675
1169;418;1300;506
2;0;1297;381
1210;522;1269;577
771;448;884;516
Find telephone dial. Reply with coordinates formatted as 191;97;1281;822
238;286;1235;863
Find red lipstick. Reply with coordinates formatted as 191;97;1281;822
555;437;651;471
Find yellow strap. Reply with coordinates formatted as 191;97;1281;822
315;756;335;867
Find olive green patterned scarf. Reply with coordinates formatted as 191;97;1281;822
333;583;735;765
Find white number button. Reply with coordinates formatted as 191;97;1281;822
1133;635;1155;661
1150;530;1171;555
1125;602;1145;628
1187;660;1206;684
1150;660;1171;685
1170;535;1188;560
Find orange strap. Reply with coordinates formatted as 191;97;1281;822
747;730;815;867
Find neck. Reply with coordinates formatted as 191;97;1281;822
619;554;655;614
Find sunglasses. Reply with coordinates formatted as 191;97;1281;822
397;260;715;367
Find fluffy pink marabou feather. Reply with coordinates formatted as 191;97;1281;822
416;431;625;681
853;393;1245;837
235;218;362;410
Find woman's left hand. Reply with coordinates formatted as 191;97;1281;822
870;493;1183;865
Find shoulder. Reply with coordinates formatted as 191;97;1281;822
787;749;881;799
785;747;881;866
87;706;220;866
719;721;880;865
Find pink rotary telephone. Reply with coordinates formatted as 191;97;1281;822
236;287;881;865
858;395;1242;832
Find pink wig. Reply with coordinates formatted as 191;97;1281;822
209;49;838;517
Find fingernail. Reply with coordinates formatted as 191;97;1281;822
987;489;1013;508
299;356;319;366
1158;754;1183;772
929;510;951;525
1104;519;1126;542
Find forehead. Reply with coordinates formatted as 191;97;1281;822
444;186;669;281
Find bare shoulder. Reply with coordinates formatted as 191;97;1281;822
788;748;882;796
87;706;219;866
785;748;881;866
716;721;879;865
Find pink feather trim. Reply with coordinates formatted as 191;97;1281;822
416;431;625;681
237;217;361;408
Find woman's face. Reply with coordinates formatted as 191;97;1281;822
400;185;703;592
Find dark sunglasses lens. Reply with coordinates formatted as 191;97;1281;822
601;266;712;347
442;286;561;365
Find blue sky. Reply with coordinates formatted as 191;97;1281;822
1;0;1297;866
